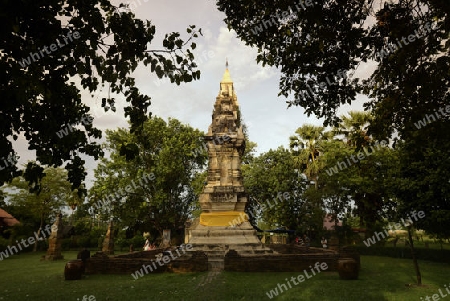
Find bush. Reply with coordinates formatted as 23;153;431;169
130;234;145;250
352;245;450;263
61;238;72;251
73;219;91;235
35;238;48;251
91;236;102;250
0;236;10;251
76;236;91;248
116;237;131;251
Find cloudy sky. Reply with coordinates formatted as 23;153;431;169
14;0;370;188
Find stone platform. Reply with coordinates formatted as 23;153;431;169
81;245;360;274
188;219;261;244
187;219;275;271
189;243;275;271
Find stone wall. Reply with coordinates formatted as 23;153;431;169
83;248;359;274
224;250;338;272
224;248;360;272
224;245;361;272
115;249;165;259
85;251;208;274
266;244;336;254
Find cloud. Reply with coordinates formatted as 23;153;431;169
206;26;279;91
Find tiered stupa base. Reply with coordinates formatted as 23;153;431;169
187;218;275;271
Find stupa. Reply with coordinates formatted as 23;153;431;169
187;61;273;270
83;62;357;276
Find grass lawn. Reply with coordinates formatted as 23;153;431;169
0;251;449;301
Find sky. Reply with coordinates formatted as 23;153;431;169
13;0;371;188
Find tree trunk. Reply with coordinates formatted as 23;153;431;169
33;213;45;252
407;226;422;285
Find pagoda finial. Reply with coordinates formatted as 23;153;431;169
220;59;233;84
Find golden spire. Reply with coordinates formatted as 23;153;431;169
221;59;232;83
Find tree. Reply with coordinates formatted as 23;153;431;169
216;3;448;284
242;147;311;232
88;116;207;243
289;124;331;189
334;111;372;149
332;111;391;232
1;0;202;191
215;0;369;125
391;123;450;285
316;139;353;220
215;0;449;133
319;137;397;236
390;112;450;239
1;166;73;251
365;2;449;141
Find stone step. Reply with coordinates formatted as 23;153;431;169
191;243;274;252
190;229;257;237
205;256;226;261
186;242;276;271
208;258;224;271
199;251;226;257
190;237;262;244
189;248;275;258
191;242;267;248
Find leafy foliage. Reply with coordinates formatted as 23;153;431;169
392;122;450;241
2;167;73;218
289;124;331;188
88;116;207;241
215;0;449;135
0;0;202;191
1;166;74;246
242;147;311;231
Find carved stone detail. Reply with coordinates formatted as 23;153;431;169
199;67;247;212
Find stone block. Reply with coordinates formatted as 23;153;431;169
340;246;361;270
338;258;359;280
65;260;84;280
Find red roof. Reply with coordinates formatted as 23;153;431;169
0;208;20;226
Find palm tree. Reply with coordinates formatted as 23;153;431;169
334;111;372;149
335;111;382;231
289;125;331;189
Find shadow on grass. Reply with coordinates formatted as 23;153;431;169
0;252;449;301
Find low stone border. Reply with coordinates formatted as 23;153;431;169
85;251;208;274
